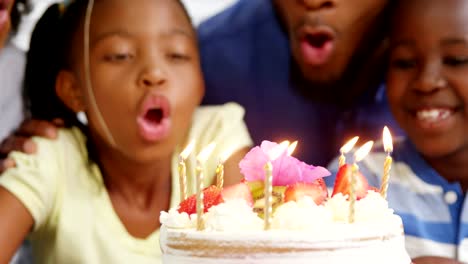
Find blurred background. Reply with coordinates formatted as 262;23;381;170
11;0;239;51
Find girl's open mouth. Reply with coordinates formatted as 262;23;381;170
137;94;172;142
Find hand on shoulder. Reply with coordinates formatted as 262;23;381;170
0;119;63;173
413;256;463;264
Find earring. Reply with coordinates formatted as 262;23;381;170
77;111;88;125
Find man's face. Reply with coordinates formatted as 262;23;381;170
274;0;387;84
0;0;14;50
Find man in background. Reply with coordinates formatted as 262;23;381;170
199;0;398;165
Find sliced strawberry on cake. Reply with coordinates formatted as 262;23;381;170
221;182;254;207
332;164;369;200
178;186;224;215
284;178;328;205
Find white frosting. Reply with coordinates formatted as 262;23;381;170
355;191;395;222
203;199;263;231
160;190;411;264
325;193;350;222
325;191;395;223
159;208;194;229
272;197;333;230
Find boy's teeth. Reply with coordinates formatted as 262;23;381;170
416;109;452;122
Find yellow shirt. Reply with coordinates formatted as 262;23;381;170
0;103;252;264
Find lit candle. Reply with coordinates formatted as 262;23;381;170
349;141;373;223
178;140;195;202
195;142;216;231
287;141;298;156
380;126;393;199
264;161;273;230
215;161;224;189
216;149;235;189
339;136;359;168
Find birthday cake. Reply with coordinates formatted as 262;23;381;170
160;141;411;264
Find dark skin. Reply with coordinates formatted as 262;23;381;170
273;0;389;105
0;0;247;262
388;0;468;191
0;0;14;50
274;0;387;84
413;257;462;264
387;0;468;262
0;0;392;165
0;3;431;261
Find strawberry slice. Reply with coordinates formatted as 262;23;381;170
332;164;369;200
284;178;328;205
178;185;223;215
221;182;254;207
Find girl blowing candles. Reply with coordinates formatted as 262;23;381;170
0;0;252;263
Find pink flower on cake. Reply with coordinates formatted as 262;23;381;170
239;141;331;186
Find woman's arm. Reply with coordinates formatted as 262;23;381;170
0;187;33;264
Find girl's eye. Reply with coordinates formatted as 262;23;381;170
391;58;416;70
167;52;190;62
443;56;468;67
104;53;134;62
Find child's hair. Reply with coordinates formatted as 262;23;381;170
23;0;193;128
10;0;31;34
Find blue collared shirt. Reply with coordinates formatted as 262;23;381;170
328;139;468;260
198;0;398;165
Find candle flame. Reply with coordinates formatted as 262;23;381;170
354;141;374;162
268;141;289;160
287;141;298;156
180;140;196;160
197;142;216;163
383;126;393;153
279;140;290;149
340;136;359;154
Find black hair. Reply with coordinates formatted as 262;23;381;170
10;0;31;34
23;0;194;127
23;2;83;127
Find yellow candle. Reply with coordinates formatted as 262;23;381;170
215;149;235;190
380;126;394;199
195;161;204;231
264;161;273;230
178;140;195;202
178;159;187;201
338;154;345;168
195;143;216;231
380;155;393;199
349;141;373;223
349;163;359;223
339;136;359;168
216;162;224;189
